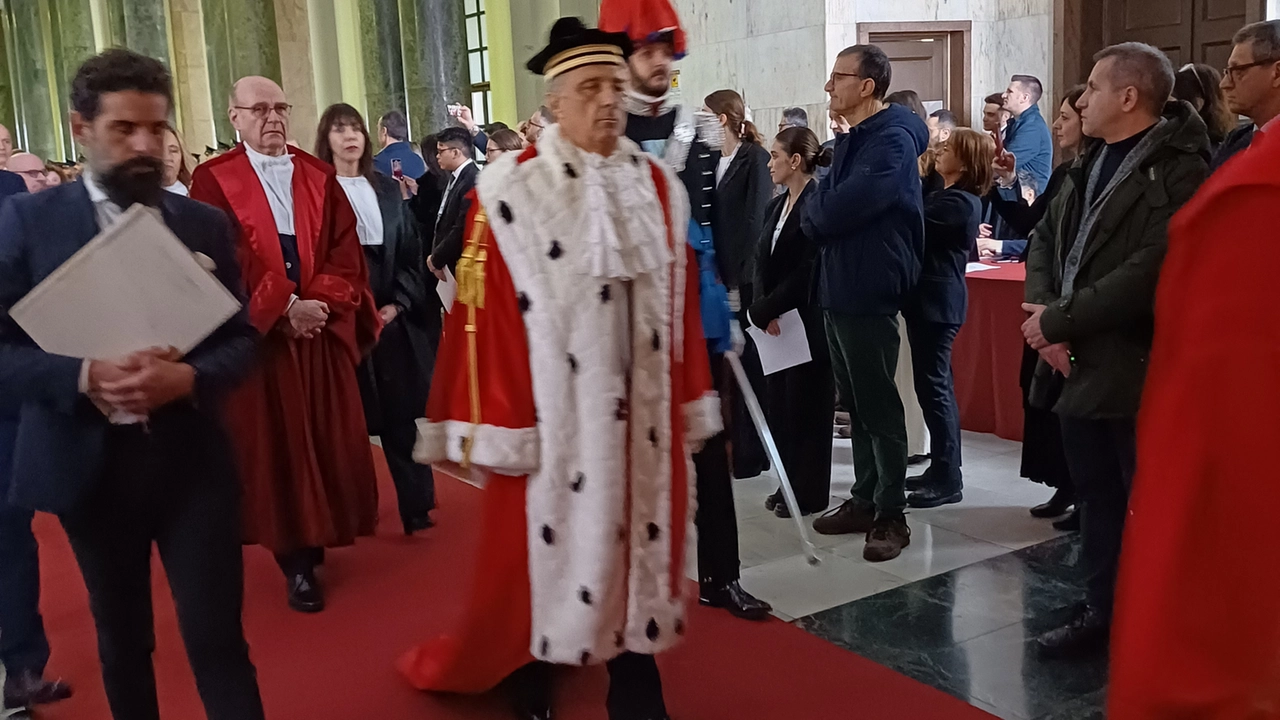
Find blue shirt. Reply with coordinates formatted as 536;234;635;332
999;105;1054;198
374;141;427;179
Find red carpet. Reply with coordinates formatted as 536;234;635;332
34;448;994;719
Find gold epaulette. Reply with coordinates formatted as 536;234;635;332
456;207;489;309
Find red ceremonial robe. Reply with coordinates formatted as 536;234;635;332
190;145;382;554
1109;126;1280;719
398;138;716;694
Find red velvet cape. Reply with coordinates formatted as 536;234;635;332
398;152;708;693
190;145;381;554
1109;127;1280;718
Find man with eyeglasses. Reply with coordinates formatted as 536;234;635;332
1213;20;1280;170
191;75;381;615
6;153;55;194
426;126;478;281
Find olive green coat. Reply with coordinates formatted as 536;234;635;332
1025;101;1210;419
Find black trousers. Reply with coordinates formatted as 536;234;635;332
1019;346;1073;491
362;321;435;522
1058;416;1136;619
906;320;963;491
764;325;835;514
0;461;49;678
511;653;666;720
60;422;264;720
693;348;741;588
730;284;769;479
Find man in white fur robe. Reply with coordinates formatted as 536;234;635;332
398;18;721;720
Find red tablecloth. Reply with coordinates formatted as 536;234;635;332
953;263;1026;441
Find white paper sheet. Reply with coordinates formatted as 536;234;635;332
966;262;1000;273
746;309;812;376
9;204;241;360
437;266;457;313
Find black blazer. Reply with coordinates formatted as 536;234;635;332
0;181;257;514
365;175;436;365
1210;123;1254;171
429;161;480;272
905;186;982;326
409;170;446;247
748;181;827;360
713;141;773;288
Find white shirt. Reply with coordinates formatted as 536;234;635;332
337;175;384;246
165;181;189;197
716;143;739;186
438;159;475;222
82;170;125;229
771;198;792;254
244;143;295;235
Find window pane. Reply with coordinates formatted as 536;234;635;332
466;17;480;50
478;0;485;11
469;52;483;86
486;92;493;124
465;0;477;15
481;49;490;81
472;91;487;125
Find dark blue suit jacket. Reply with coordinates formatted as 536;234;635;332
0;170;26;204
0;181;257;515
905;187;982;326
374;141;427;180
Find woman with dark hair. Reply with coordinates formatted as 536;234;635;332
1173;63;1235;150
885;89;929;121
985;86;1091;528
750;127;834;517
315;103;436;536
484;128;525;164
401;133;447;246
704;88;774;478
903;128;995;508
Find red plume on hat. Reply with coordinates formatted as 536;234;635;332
598;0;687;59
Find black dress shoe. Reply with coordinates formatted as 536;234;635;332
1030;487;1074;518
764;492;781;512
905;472;931;492
907;487;963;509
3;669;73;708
1052;508;1081;532
287;571;325;613
1037;605;1109;660
699;580;772;621
403;513;435;536
907;453;931;466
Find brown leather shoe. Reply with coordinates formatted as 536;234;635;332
812;499;875;536
863;517;911;562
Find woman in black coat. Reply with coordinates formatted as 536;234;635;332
317;103;437;536
985;87;1090;528
748;127;834;517
903;128;994;509
705;89;775;478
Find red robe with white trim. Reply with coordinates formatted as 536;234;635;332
190;145;381;554
400;130;718;693
1109;126;1280;719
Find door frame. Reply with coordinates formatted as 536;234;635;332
858;21;973;127
1054;0;1267;98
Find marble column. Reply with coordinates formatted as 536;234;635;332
202;0;282;143
274;0;321;152
49;0;98;160
404;0;469;136
104;0;170;62
3;0;60;160
358;0;408;131
170;0;217;149
0;25;15;139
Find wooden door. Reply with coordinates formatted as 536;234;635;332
1105;0;1195;66
873;36;949;108
1195;0;1252;69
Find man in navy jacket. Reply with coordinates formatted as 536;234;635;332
0;49;265;719
803;44;929;563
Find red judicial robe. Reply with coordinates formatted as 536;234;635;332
1109;125;1280;719
190;145;381;554
399;129;719;693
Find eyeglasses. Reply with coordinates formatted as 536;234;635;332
829;70;863;84
1222;57;1280;83
436;146;460;157
233;103;292;119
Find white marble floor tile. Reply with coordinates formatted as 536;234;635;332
739;550;907;619
827;524;1013;583
909;487;1064;551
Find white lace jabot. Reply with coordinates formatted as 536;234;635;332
537;125;671;281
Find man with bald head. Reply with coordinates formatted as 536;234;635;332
6;153;54;193
191;76;381;614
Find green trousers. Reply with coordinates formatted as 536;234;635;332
824;311;908;518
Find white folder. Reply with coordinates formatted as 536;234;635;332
9;204;241;360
